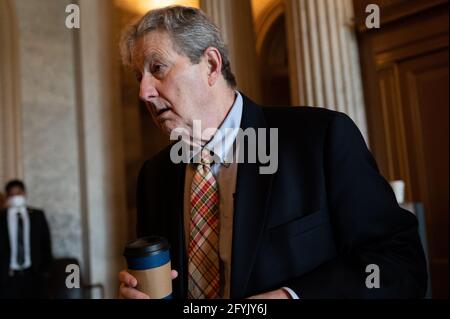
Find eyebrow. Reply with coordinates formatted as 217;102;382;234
143;52;165;67
132;52;161;74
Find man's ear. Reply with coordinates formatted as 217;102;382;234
204;47;222;86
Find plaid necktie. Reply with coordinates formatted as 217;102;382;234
188;148;220;299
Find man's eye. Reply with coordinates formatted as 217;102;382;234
151;64;164;74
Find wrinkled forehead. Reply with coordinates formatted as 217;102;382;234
130;30;178;71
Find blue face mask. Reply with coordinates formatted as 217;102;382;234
7;195;27;208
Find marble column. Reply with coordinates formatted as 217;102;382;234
200;0;262;103
0;0;23;186
285;0;369;142
78;0;128;298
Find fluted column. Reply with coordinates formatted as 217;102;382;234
78;0;128;298
201;0;261;103
285;0;369;142
0;0;23;186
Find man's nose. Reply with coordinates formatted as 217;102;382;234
139;74;158;102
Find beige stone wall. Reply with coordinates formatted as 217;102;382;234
4;0;128;298
14;0;84;264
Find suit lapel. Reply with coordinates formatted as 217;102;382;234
168;160;188;298
0;208;32;268
0;210;10;260
27;208;35;258
230;95;274;298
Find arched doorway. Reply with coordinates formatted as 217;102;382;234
259;14;291;106
0;0;23;186
254;0;291;106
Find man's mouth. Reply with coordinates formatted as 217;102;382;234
156;109;169;117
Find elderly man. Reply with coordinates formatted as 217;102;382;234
118;6;427;299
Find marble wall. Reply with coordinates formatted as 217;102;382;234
14;0;84;264
5;0;129;298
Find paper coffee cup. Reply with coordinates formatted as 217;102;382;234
123;236;172;299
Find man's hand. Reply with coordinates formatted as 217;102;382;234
247;288;292;299
118;269;178;299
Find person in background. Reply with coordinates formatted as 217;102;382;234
0;180;53;298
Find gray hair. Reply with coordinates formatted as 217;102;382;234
120;6;236;88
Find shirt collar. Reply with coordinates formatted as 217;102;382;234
189;91;243;165
8;206;27;216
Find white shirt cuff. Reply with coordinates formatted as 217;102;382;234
282;287;300;299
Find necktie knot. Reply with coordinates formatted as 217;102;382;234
200;148;215;165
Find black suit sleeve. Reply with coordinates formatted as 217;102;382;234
285;113;428;298
136;158;167;238
137;161;151;238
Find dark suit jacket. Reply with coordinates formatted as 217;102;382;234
136;94;427;299
0;207;53;294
